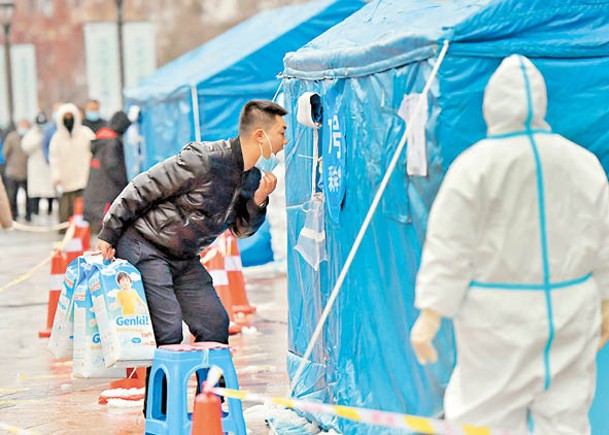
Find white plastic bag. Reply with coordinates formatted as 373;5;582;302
295;193;328;270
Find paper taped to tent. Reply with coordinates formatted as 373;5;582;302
282;0;609;433
123;0;365;267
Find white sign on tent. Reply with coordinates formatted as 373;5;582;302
84;21;156;117
0;44;38;128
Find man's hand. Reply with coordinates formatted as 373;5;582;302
96;239;115;261
254;172;277;206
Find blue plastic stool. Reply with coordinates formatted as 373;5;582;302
144;343;246;435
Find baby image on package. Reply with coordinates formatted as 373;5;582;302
89;259;156;368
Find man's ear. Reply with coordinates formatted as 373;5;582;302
253;128;265;142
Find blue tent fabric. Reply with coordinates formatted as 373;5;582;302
236;219;274;267
124;0;366;172
282;0;609;433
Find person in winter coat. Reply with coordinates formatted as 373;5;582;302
83;110;131;234
3;119;32;221
81;99;107;133
49;103;95;224
410;55;609;434
22;112;56;216
0;176;12;229
96;100;287;413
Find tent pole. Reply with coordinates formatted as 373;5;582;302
191;85;202;142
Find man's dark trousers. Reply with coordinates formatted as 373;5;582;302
115;227;230;414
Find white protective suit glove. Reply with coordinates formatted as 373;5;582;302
410;309;441;365
599;300;609;351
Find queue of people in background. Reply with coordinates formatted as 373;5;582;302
0;97;120;227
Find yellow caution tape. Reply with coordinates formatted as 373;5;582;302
211;387;514;435
0;422;40;435
17;373;71;381
0;254;53;294
0;400;36;405
0;221;76;293
0;388;30;395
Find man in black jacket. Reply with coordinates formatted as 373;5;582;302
96;100;287;349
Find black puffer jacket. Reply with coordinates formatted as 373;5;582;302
83;111;131;233
98;137;267;259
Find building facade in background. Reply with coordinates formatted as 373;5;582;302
1;0;307;124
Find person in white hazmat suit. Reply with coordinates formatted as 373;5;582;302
410;54;609;434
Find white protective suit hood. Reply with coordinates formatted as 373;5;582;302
483;55;550;136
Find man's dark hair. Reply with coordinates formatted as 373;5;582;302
238;100;287;136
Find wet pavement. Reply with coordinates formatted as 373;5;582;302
0;216;289;434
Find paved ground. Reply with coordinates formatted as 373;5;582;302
0;213;290;434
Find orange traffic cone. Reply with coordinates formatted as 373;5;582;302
201;247;242;335
223;231;256;315
38;249;68;338
109;367;147;389
191;392;223;435
64;197;90;263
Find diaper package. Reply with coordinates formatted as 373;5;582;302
47;258;80;359
72;265;123;378
89;258;156;368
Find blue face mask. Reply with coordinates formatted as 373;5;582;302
85;111;100;121
255;131;279;173
17;127;28;136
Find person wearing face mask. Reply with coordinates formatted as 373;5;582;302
2;119;32;222
21;111;56;218
95;100;287;415
49;103;95;225
81;98;107;133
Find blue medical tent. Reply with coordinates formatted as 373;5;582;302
282;0;609;433
122;0;364;267
123;0;365;174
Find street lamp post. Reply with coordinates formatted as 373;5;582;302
0;1;15;129
115;0;125;108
